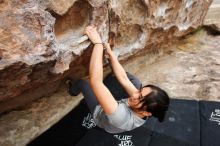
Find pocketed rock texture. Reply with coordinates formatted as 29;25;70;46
0;0;213;114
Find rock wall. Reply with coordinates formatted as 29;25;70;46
0;0;212;114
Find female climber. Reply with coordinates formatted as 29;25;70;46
68;26;170;133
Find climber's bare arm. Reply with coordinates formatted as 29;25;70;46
103;43;139;97
85;26;118;115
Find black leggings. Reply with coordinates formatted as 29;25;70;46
74;72;142;113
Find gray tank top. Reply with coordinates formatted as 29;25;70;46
92;98;146;133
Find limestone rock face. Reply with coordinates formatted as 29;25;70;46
0;0;212;114
43;0;79;15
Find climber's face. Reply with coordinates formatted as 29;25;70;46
128;86;152;109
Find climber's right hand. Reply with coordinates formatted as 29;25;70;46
84;26;102;44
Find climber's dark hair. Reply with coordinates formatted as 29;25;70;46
139;84;170;122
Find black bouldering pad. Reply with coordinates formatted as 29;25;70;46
76;126;152;146
77;99;201;146
145;99;200;146
200;101;220;146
